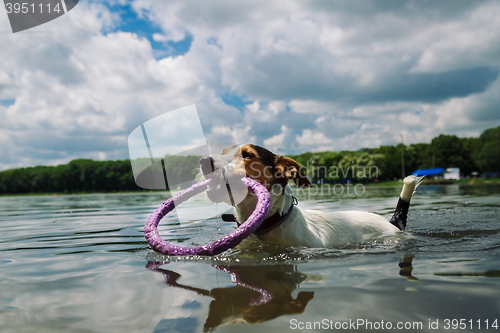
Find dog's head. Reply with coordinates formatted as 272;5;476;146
199;144;311;204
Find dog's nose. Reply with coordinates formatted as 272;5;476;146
200;156;215;175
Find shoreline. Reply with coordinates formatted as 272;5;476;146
2;178;499;197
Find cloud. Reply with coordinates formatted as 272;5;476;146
263;125;297;154
134;0;500;125
1;0;500;169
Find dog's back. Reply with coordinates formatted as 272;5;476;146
259;206;397;248
258;176;424;248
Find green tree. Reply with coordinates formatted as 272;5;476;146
428;134;476;176
375;145;402;180
473;126;500;172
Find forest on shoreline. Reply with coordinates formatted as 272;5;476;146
1;126;499;194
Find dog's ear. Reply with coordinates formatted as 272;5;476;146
275;156;312;187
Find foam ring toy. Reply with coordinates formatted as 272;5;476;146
144;177;271;256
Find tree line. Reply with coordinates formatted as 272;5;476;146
289;125;499;183
0;126;498;194
0;159;139;194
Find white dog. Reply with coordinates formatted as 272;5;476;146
200;144;423;248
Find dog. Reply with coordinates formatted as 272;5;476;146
200;144;423;248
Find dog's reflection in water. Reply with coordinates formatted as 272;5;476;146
146;262;316;331
147;256;418;330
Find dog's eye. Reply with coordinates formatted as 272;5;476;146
241;151;254;159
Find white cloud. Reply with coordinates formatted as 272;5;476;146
296;130;334;152
263;125;297;154
410;2;500;73
1;0;500;170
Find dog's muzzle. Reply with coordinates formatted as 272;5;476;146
199;155;241;205
200;156;215;176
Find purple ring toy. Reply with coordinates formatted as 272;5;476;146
144;177;271;256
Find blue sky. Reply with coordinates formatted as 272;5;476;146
1;0;500;170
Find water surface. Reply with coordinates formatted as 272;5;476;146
1;184;499;332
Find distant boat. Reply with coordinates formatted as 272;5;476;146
411;167;460;184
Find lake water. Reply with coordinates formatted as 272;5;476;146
1;183;500;332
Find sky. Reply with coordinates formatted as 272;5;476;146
1;0;500;170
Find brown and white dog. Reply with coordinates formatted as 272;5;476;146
200;144;423;248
